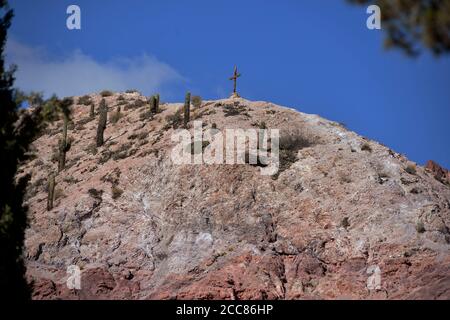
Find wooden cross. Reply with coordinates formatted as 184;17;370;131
229;66;241;95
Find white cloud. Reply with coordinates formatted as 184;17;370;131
5;38;185;98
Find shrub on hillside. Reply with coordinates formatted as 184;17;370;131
191;95;202;109
100;90;113;97
78;95;92;106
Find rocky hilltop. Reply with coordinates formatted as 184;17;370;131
20;92;450;299
425;160;450;186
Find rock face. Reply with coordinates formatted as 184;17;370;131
425;160;450;186
20;93;450;300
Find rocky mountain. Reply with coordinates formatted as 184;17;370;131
20;92;450;299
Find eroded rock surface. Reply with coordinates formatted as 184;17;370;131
425;160;450;186
20;93;450;299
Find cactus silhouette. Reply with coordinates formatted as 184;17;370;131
184;92;191;127
149;95;157;113
96;99;108;147
89;103;95;118
47;174;55;211
58;98;72;172
155;94;160;113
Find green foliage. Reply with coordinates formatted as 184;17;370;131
14;89;28;106
347;0;450;56
0;1;42;299
41;94;61;122
39;95;73;128
26;91;44;106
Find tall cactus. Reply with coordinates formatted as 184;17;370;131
47;174;55;211
183;92;191;127
96;98;108;147
149;95;157;113
89;103;95;118
155;94;160;113
58;98;72;172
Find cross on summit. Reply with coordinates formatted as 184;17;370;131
229;66;241;98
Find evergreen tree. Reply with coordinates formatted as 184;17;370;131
0;0;42;300
348;0;450;56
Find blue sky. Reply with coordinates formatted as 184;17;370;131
6;0;450;168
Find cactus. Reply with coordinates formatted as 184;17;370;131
57;135;70;172
183;92;191;127
58;98;72;172
149;95;156;113
149;94;160;113
89;103;95;118
47;174;55;211
96;99;108;147
155;94;160;113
